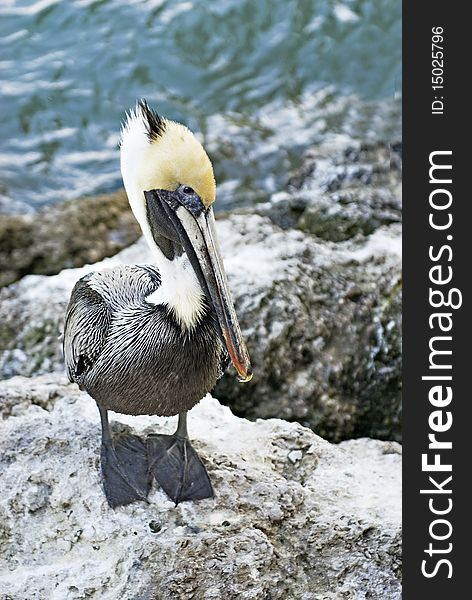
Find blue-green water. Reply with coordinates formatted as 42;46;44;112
0;0;401;213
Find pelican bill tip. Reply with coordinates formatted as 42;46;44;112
237;365;253;383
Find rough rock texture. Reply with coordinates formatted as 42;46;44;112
220;138;402;441
0;190;140;287
0;214;401;442
215;220;402;443
257;138;401;241
0;374;401;599
0;137;401;442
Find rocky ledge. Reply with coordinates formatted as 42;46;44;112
0;190;140;288
0;374;401;600
0;215;401;443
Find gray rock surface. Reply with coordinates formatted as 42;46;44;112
220;137;402;441
0;213;401;442
257;137;401;241
0;374;401;600
0;190;140;287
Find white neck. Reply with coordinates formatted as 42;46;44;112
146;251;206;330
127;187;206;330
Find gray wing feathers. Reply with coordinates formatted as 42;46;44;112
63;275;111;384
63;266;161;384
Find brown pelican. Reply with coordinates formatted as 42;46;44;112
63;100;252;508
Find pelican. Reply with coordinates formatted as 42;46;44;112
63;100;252;508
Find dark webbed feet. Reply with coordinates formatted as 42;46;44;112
98;406;150;508
147;412;214;504
98;407;213;507
147;435;214;504
100;433;150;508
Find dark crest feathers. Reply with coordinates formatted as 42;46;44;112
138;99;166;142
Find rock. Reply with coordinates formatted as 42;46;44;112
0;190;140;287
0;374;401;599
0;213;401;442
258;138;402;242
214;217;401;443
215;138;403;442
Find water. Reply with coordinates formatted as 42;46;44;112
0;0;401;214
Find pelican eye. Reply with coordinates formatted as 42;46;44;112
177;184;204;215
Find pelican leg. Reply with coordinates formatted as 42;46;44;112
98;406;151;508
147;412;214;504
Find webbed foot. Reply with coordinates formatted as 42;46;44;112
147;434;213;504
100;433;151;508
98;405;150;508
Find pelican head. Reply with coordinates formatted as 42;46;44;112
120;100;252;383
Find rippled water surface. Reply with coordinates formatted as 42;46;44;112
0;0;401;213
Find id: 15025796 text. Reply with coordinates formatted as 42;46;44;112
431;26;445;115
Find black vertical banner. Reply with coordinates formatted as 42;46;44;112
403;2;470;598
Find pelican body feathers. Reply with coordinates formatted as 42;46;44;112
64;265;226;417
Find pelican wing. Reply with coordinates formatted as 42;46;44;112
63;273;111;385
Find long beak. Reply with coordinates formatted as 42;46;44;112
160;198;252;383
